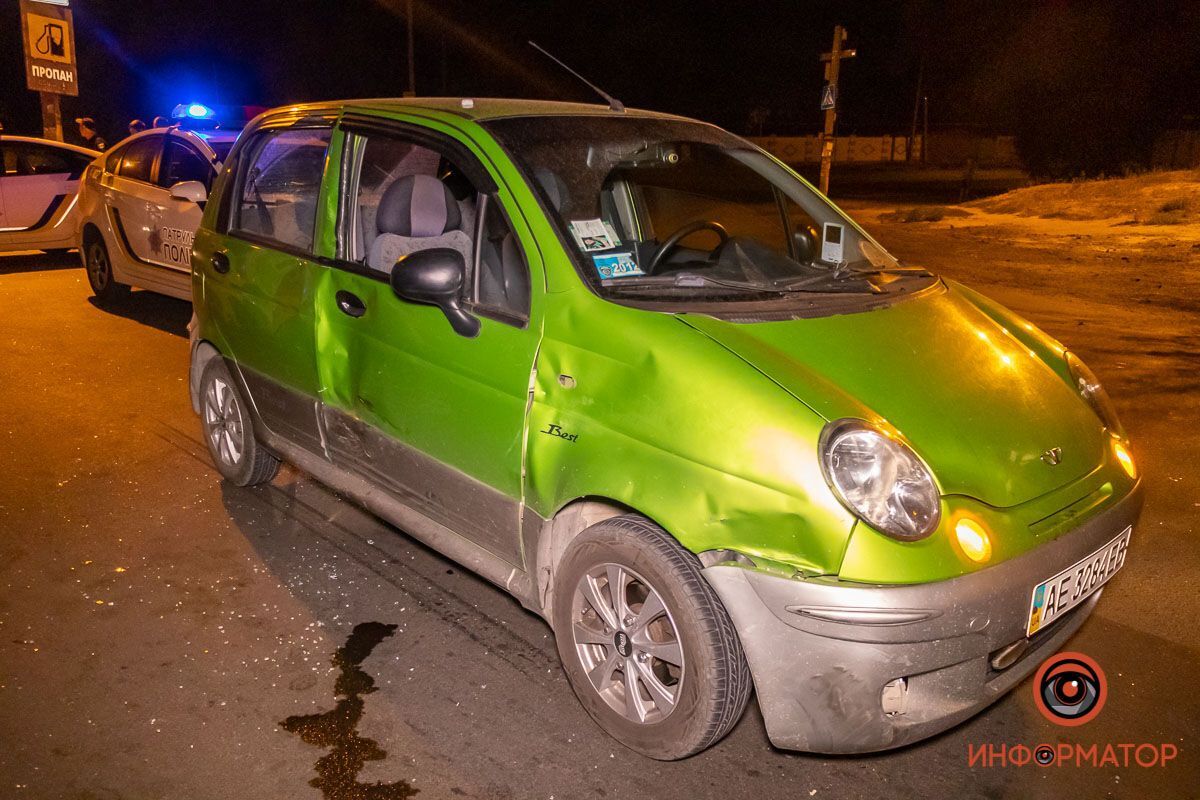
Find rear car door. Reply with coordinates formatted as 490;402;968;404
193;123;334;454
312;118;543;566
106;134;170;265
0;141;89;243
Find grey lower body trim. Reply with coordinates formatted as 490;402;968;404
322;406;524;567
705;482;1143;754
222;359;537;611
258;419;538;610
236;366;325;457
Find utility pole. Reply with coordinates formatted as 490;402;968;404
818;25;856;195
922;94;930;164
907;57;924;162
40;92;63;141
405;0;416;96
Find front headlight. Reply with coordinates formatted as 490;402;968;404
1065;352;1123;434
820;420;941;541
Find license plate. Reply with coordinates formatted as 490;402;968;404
1026;526;1132;636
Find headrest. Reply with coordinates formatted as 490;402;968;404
376;174;462;237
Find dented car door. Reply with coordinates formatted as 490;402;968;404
312;119;544;568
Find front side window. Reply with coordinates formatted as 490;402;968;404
339;128;530;322
483;116;929;308
159;139;213;189
117;135;163;183
231;127;331;252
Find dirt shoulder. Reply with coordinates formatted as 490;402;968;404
964;168;1200;225
846;200;1200;317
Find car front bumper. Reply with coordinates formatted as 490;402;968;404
703;481;1143;754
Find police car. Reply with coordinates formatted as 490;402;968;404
75;104;240;303
1;135;98;255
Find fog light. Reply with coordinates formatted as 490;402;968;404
954;518;992;563
1112;439;1136;479
881;677;908;716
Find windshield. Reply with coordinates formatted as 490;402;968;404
483;115;927;304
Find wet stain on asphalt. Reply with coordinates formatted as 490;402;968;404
280;622;417;799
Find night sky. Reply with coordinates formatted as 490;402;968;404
2;1;1198;171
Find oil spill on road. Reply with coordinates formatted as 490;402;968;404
280;621;417;799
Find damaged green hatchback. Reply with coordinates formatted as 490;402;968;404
189;99;1142;759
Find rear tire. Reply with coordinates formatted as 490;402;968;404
84;235;129;306
551;515;752;760
198;358;280;487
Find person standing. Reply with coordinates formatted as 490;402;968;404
127;119;147;138
72;117;107;151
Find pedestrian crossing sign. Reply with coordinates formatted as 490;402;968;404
821;83;837;111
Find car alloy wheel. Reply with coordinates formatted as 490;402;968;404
203;375;245;469
570;562;685;724
87;242;110;291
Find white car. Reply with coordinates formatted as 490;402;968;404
76;126;238;303
0;136;98;254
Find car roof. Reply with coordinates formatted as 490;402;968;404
114;127;238;159
256;97;693;125
0;135;100;156
190;129;239;143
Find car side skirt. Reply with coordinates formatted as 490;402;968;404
224;359;541;612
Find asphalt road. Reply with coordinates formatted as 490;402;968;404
1;240;1197;800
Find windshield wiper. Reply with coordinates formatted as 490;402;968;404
603;272;880;295
839;265;934;278
602;274;773;295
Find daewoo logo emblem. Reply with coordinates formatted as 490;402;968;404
1041;447;1063;466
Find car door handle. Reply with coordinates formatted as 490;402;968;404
336;290;367;318
211;251;231;274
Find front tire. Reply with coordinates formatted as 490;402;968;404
198;358;280;487
551;515;752;760
84;235;129;306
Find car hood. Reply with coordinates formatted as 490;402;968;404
679;283;1107;509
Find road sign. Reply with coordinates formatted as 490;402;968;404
820;83;837;111
20;0;78;96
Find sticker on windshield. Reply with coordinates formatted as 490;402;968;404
592;251;643;279
569;218;621;252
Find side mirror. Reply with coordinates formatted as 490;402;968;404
390;248;480;338
169;180;207;204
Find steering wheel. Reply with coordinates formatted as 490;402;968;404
647;220;729;274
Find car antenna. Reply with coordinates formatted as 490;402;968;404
528;41;625;112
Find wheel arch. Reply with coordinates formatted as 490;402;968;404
190;340;222;414
532;495;680;621
81;222;103;246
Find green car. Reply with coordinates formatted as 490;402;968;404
188;98;1142;759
